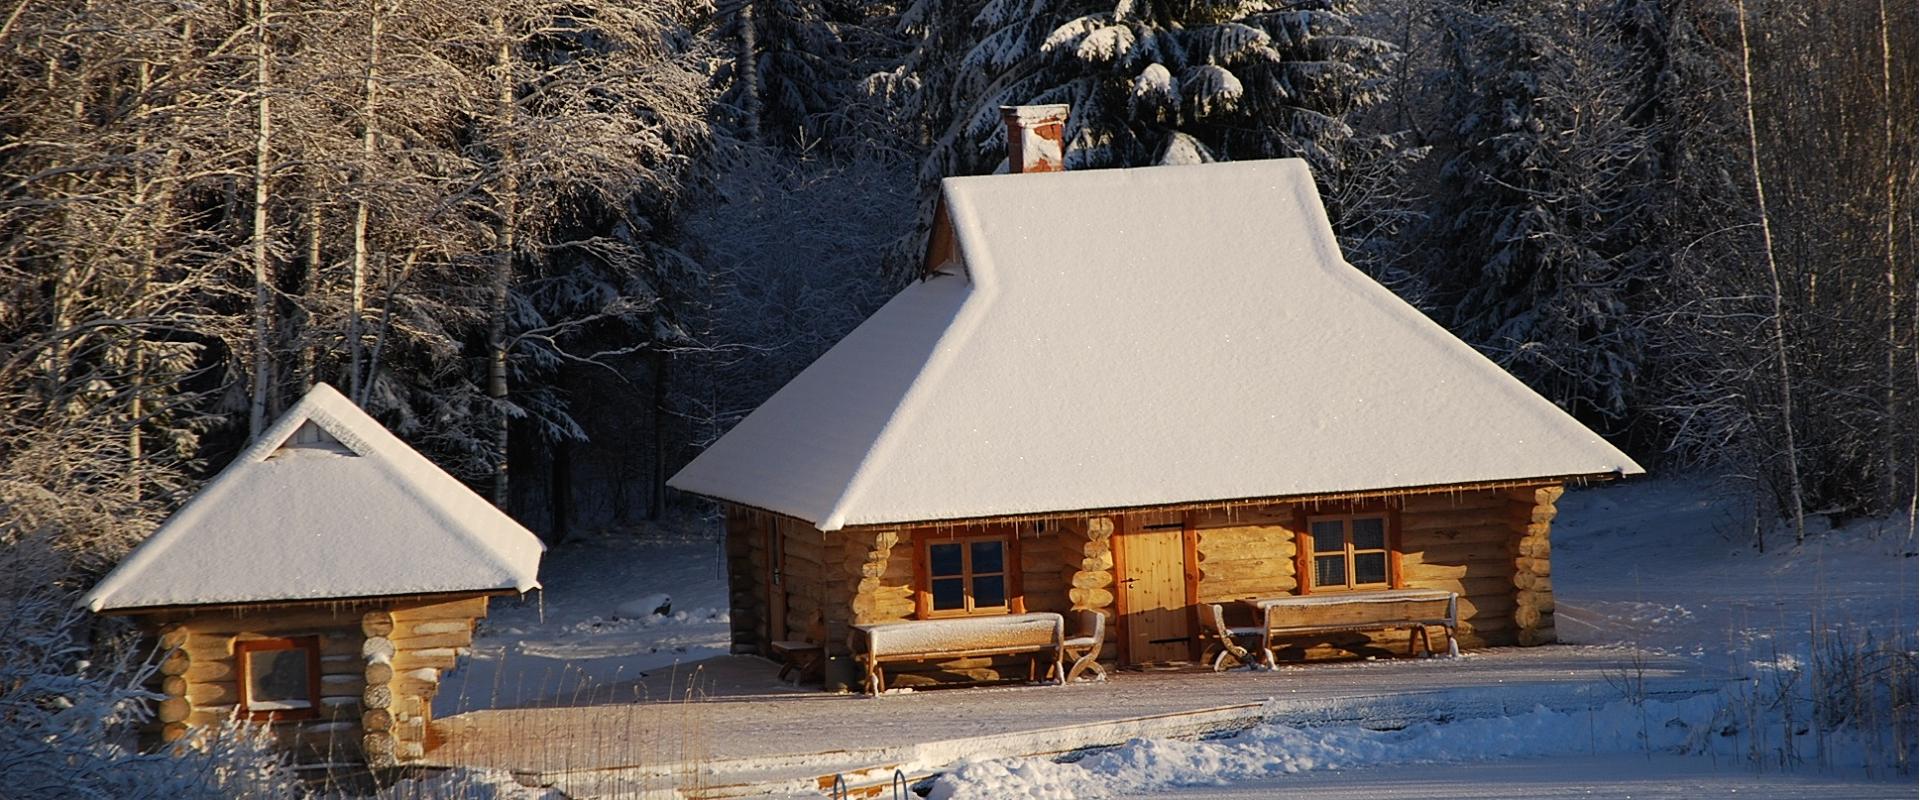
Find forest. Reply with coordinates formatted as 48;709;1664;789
0;0;1913;576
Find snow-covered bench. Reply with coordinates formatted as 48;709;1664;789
848;612;1065;694
1241;589;1459;664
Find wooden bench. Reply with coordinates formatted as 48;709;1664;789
848;612;1065;695
1240;589;1458;665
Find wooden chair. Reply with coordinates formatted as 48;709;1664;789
1201;603;1269;671
1062;609;1108;681
772;614;828;684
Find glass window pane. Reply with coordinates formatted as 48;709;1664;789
1354;552;1388;585
929;543;963;577
931;578;966;610
1351;518;1386;551
972;575;1007;608
1314;555;1347;588
1310;521;1346;553
970;540;1004;574
246;648;311;709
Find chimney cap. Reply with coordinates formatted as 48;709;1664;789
999;104;1070;124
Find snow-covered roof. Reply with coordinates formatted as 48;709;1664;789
83;384;545;612
669;159;1643;531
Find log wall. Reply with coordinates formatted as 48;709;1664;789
726;481;1562;684
143;594;489;768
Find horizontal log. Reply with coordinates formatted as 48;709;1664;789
158;627;191;649
392;650;459;671
1196;540;1296;563
363;708;392;732
1399;575;1515;598
1198;559;1295;583
1508;503;1558;525
1401;559;1513;582
181;609;359;636
1514;556;1550;576
187;681;238;705
1400;507;1512;533
1403;542;1514;569
1454;594;1516;620
321;673;366;694
158;697;191;723
392;596;487;622
1068;587;1114;609
1514;590;1554;614
159;650;192;676
1399;491;1508;513
185;638;232;661
390;631;474;651
1399;525;1512;552
364;684;392;710
1190;507;1294;528
1514;573;1552;592
1517;537;1552;558
1518;622;1557;647
1515;604;1546;629
361;610;395;637
318;635;362;658
364;732;397;767
1196;576;1298;598
1505;485;1565;506
366;661;394;685
1071;570;1114;589
161;722;190;743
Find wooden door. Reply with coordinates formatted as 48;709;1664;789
766;524;787;642
1118;527;1192;664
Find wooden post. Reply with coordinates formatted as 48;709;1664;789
1066;517;1116;661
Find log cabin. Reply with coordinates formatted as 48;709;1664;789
82;383;544;768
669;105;1644;689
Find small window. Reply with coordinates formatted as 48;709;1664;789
236;637;320;720
922;534;1012;616
1306;514;1393;592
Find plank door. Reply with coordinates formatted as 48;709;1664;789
1118;527;1192;664
766;524;787;642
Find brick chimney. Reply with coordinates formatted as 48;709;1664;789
1000;105;1070;173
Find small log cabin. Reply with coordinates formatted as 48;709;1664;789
82;383;544;768
668;106;1643;688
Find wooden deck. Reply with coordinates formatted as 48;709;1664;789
426;645;1723;799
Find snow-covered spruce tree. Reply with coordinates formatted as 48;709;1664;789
714;0;850;146
1420;0;1661;424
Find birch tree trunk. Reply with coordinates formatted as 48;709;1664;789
1735;0;1806;544
1878;0;1901;515
488;13;517;508
349;2;381;403
249;0;275;439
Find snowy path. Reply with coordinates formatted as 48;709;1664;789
428;645;1721;796
1115;755;1913;799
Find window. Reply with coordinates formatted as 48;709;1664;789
920;534;1015;617
235;637;320;720
1306;514;1393;591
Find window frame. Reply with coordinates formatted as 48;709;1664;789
1298;510;1401;594
914;529;1024;618
234;636;322;721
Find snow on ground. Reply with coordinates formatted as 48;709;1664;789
1117;754;1914;799
928;477;1919;799
434;517;733;715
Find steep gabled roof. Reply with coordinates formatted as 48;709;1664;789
83;384;544;612
669;159;1643;531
